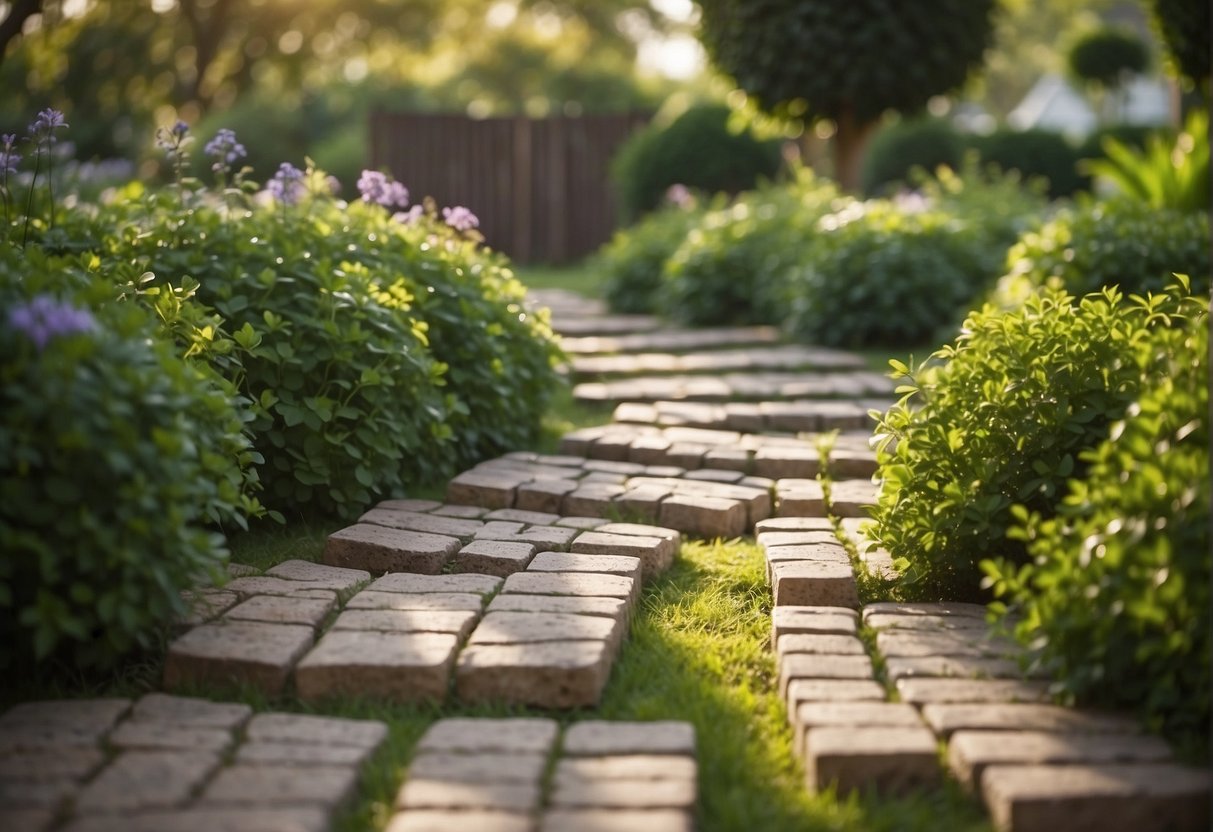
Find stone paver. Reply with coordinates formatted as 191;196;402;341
896;678;1051;706
771;606;860;646
793;702;925;757
948;731;1176;790
541;809;693;832
563;722;696;757
163;620;314;695
573;371;892;405
368;573;503;596
771;560;860;608
324;524;462;574
331;608;479;638
779;654;875;697
200;763;360;808
571;345;864;379
454;539;538;576
385;810;533;832
295;630;459;703
456;640;613;709
921;703;1142;738
75;750;223;812
59;808;330;832
224;594;335;629
0;699;131;752
803;726;941;796
558;325;780;355
776;633;867;658
528;551;643;585
414;718;559;754
468;611;624;654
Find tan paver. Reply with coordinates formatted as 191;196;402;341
178;589;240;626
658;494;747;538
244;713;389;749
516;479;579;514
884;655;1029;682
414;718;559;755
896;678;1051;706
0;748;106;781
223;594;334;629
454;539;537;576
323;524;461;574
75;750;222;812
107;720;236;753
793;702;924;756
803;726;940;796
344;591;486;612
200;763;359;807
786;679;887;711
755;517;836;533
385;810;534;832
468;611;623;654
501;572;637;611
163;621;314;695
876;629;1018;658
263;559;371;589
295;630;458;703
562;722;695;757
0;699;130;752
60;808;330;832
331;608;479;639
921;703;1142;738
771;560;859;608
455;641;613;708
548;778;695;809
367;573;502;595
528;551;643;584
948;731;1176;790
235;741;377;768
540;809;693;832
779;654;875;697
776;633;867;658
408;752;548;784
487;594;628;619
553;755;698;783
359;507;485;541
397;779;542;812
771;606;859;646
446;471;520;508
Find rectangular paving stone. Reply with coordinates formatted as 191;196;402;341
786;679;887;712
177;589;240;627
772;606;860;647
487;594;628;620
948;731;1176;791
592;523;679;575
658;494;747;538
468;611;623;655
780;654;875;697
804;726;940;796
549;778;696;810
896;678;1051;706
0;747;106;782
702;448;752;472
75;750;222;813
491;525;580;552
385;810;533;832
864;612;994;632
756;517;835;533
528;552;642;585
570;531;670;577
446;471;520;508
245;713;389;749
455;640;613;709
885;655;1030;682
776;633;867;659
876;629;1018;659
224;594;335;629
753;447;819;479
981;763;1211;832
263;560;371;589
516;479;579;514
408;751;548;784
556;516;610;530
200;763;359;808
793;701;925;757
61;808;330;832
562;484;626;517
0;699;131;752
0;809;55;832
324;524;461;574
613;485;668;523
862;601;988;620
163;621;314;696
553;755;698;784
332;609;479;639
235;741;376;768
368;573;502;596
771;560;859;608
0;778;76;810
415;718;559;755
107;720;235;753
455;539;537;576
758;531;841;548
921;703;1142;738
563;721;696;757
775;479;825;516
825;480;880;517
359;508;485;541
397;779;542;813
502;572;637;610
431;504;489;519
485;509;563;526
683;467;746;483
540;809;693;832
344;591;486;612
378;498;443;513
128;694;250;731
207;577;338;602
295;630;459;703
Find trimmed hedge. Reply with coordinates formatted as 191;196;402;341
862;118;966;195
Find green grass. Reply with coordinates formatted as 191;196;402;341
513;261;605;297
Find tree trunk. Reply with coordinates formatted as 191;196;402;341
0;0;43;67
832;105;877;193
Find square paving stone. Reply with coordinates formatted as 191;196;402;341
981;763;1211;832
408;751;548;784
613;485;669;523
235;741;377;768
200;763;359;808
385;810;534;832
0;699;130;752
826;480;880;517
178;589;240;626
896;678;1051;706
446;471;520;508
779;655;875;697
562;721;695;757
803;726;940;796
59;808;330;832
295;630;459;703
772;561;860;608
540;809;693;832
332;609;479;639
549;777;696;810
344;591;486;612
753;448;819;479
486;594;628;620
163;621;314;696
397;779;542;813
658;494;747;538
245;713;388;749
516;480;579;514
885;655;1030;682
948;731;1176;791
224;594;335;629
775;479;825;516
771;606;860;647
415;718;559;755
75;750;222;813
553;755;698;784
529;552;642;585
454;540;537;576
455;641;613;708
324;524;461;574
921;703;1142;738
777;633;867;658
793;702;924;757
358;508;485;541
368;573;503;596
263;560;371;589
468;611;624;655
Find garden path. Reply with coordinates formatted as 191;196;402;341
1;287;1206;832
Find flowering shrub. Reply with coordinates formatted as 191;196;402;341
595;195;708;314
0;258;265;669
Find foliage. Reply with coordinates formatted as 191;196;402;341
992;198;1211;307
984;293;1208;747
783;199;1001;347
660;172;839;326
1149;0;1211;91
861;118;965;196
610;104;783;221
1075;123;1168;166
916;158;1049;251
1081;109;1210;212
867;284;1200;600
596;199;708;314
1067;27;1150;88
968;128;1084;197
0;258;264;669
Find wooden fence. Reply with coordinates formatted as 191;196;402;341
368;112;652;264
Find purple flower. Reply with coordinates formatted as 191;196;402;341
325;175;342;196
392;205;426;224
357;169;409;208
267;162;305;205
204;128;247;175
0;149;19;177
172;120;189;137
442;205;479;232
29;108;68;143
665;183;693;208
8;295;96;351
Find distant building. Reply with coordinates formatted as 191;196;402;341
1008;73;1173;140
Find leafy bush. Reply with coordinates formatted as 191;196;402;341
783;198;1006;347
992;198;1210;307
1075;123;1166;163
0;260;264;669
1068;28;1150;88
610;104;784;221
1081;109;1209;212
984;288;1208;745
596;199;707;314
867;284;1199;600
862;118;965;195
969;128;1085;197
917;159;1049;251
660;172;839;326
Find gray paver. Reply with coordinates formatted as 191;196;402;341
540;809;693;832
414;718;559;755
896;678;1051;706
884;655;1027;682
224;594;334;629
408;752;548;783
455;640;613;709
385;810;534;832
455;539;537;576
359;508;485;541
324;524;461;574
245;713;389;749
803;726;940;796
0;699;130;752
331;609;479;638
129;693;251;730
771;560;859;608
528;551;643;583
107;720;235;753
60;808;330;832
549;778;696;809
487;593;628;619
200;763;359;808
948;731;1176;790
771;606;859;647
163;621;314;695
553;755;698;783
235;741;376;768
468;611;623;654
921;703;1142;738
563;721;695;757
344;591;486;612
776;633;867;658
263;559;370;589
446;471;520;508
397;779;542;812
658;494;747;538
779;654;875;696
295;630;459;703
75;750;222;812
0;747;106;781
368;573;502;596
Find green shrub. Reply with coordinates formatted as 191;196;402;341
1081;109;1209;212
970;128;1085;197
596;199;707;314
917;158;1049;251
1068;28;1150;89
992;198;1211;307
610;104;784;221
862;118;966;195
984;288;1208;746
1075;123;1167;163
660;172;839;326
0;260;264;669
783;199;1004;347
867;283;1199;600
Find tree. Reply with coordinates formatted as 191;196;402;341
696;0;997;190
1068;27;1150;122
1149;0;1210;95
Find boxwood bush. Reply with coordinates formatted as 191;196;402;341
861;117;966;195
867;282;1201;600
984;287;1208;746
595;198;707;314
968;127;1085;197
992;198;1211;307
0;257;264;669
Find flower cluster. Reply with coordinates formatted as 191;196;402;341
156;120;191;160
442;205;479;232
203;128;247;176
665;183;693;209
7;295;97;351
1;134;19;178
29;109;68;145
356;170;409;208
392;205;426;225
267;162;305;205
